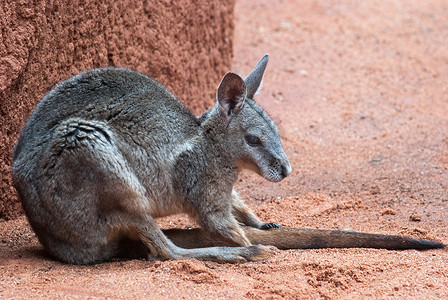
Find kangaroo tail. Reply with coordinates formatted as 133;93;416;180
163;226;445;250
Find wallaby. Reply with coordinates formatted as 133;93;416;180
12;55;444;265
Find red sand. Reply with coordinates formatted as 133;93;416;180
1;0;447;298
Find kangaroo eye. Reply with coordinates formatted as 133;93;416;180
245;135;262;146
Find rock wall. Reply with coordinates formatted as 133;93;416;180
0;0;235;219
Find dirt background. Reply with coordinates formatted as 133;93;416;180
0;0;234;219
1;0;448;299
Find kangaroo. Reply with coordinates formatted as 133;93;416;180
12;55;444;265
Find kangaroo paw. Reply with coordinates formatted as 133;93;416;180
260;222;282;229
244;244;272;261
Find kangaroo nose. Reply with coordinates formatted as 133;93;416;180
282;162;292;177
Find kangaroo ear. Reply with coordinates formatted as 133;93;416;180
244;54;269;99
217;72;247;118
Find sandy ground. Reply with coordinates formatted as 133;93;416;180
1;0;448;298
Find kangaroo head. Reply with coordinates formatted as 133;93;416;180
214;55;292;182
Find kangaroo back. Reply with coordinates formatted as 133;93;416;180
13;68;196;166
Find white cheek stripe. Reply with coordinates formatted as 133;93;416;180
169;138;197;164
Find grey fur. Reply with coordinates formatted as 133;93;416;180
12;55;291;264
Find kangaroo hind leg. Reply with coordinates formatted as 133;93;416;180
38;118;147;264
132;215;271;263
